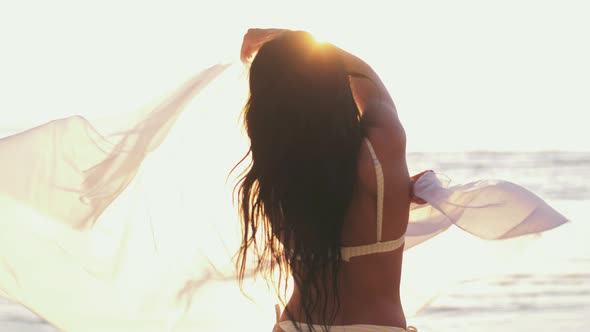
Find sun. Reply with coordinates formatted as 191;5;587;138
311;31;328;44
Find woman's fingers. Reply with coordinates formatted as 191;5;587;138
410;170;431;182
240;28;290;63
411;195;427;205
410;170;432;204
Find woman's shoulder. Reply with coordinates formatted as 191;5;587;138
362;101;406;154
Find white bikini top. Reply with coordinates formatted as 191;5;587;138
340;139;405;262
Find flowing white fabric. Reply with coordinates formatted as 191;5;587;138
407;171;568;249
0;61;567;331
0;63;248;332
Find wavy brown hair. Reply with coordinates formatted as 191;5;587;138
235;31;365;331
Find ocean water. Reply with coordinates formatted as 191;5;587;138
1;151;588;331
404;150;590;332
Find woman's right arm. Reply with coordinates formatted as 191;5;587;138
337;48;395;107
337;48;405;145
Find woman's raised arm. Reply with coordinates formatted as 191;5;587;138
240;28;290;63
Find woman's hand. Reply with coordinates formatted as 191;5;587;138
410;170;431;204
240;28;289;63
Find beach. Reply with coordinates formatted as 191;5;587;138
1;150;588;331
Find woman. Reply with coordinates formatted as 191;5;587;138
0;27;566;332
236;29;422;332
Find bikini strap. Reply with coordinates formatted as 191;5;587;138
364;139;384;242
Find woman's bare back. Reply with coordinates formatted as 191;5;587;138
281;77;412;328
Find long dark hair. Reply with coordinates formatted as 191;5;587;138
235;31;364;331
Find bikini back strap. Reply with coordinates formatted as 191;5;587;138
364;139;384;241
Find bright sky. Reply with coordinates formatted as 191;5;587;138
0;0;588;151
0;3;584;329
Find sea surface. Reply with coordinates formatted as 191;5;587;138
1;150;589;331
404;150;590;332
